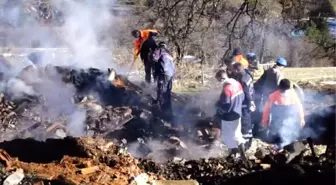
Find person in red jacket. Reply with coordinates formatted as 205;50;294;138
132;29;158;84
262;79;305;148
215;69;248;160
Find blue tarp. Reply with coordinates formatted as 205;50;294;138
291;17;336;38
327;18;336;37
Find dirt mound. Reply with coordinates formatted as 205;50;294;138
0;137;158;185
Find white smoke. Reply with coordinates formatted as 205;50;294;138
67;109;87;137
278;117;301;147
5;78;36;98
0;0;121;139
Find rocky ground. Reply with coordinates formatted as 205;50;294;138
0;64;333;185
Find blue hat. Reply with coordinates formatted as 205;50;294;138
246;53;256;60
276;57;287;66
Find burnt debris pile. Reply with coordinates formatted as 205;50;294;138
0;64;334;184
0;64;206;143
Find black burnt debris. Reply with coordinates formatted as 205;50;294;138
0;64;334;185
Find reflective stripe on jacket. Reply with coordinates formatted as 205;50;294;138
262;89;304;127
134;29;158;56
216;78;245;121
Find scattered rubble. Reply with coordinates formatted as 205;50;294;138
0;137;161;185
0;64;333;184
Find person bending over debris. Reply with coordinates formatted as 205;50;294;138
254;57;287;109
230;47;249;69
152;42;175;119
262;79;305;149
231;63;256;149
132;29;158;84
214;70;248;161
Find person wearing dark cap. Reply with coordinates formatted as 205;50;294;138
152;42;175;119
131;29;159;84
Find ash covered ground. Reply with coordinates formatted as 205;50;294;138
0;63;333;185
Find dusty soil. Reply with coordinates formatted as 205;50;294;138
0;137;160;185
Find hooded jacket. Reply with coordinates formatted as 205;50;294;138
153;47;175;78
255;66;284;98
216;78;245;121
262;89;304;127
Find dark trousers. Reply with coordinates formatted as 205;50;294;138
241;107;253;148
141;37;157;84
157;75;173;117
142;56;155;83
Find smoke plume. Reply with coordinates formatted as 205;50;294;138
0;0;119;139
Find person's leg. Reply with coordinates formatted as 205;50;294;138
143;56;152;84
163;76;173;121
241;108;253;149
233;118;246;146
156;75;164;108
233;118;249;162
221;120;237;149
164;76;173;111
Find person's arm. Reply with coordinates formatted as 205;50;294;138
146;29;158;37
275;70;284;86
216;84;231;112
242;82;252;108
262;95;273;127
134;39;141;57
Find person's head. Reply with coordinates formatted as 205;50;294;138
131;30;141;38
275;57;287;68
215;69;228;82
232;47;242;56
157;41;171;54
246;52;257;63
158;41;167;49
232;62;245;74
279;79;291;92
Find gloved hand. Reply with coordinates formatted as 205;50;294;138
249;101;256;112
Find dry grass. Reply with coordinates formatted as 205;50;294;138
172;64;336;93
254;67;336;82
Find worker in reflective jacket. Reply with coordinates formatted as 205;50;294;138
231;48;249;69
132;29;158;84
231;62;256;149
262;79;305;148
215;70;248;161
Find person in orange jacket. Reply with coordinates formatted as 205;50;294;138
231;48;249;69
132;29;158;84
262;79;305;148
